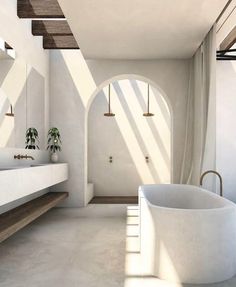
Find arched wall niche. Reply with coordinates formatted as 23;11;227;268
85;74;173;200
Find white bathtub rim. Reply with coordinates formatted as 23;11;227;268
139;184;236;212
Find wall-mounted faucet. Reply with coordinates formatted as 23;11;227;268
200;170;223;197
14;154;35;160
109;156;113;163
145;156;149;163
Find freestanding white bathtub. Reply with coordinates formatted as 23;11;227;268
139;184;236;284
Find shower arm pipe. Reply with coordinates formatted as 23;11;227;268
108;84;111;113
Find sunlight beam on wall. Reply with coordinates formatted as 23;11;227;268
1;59;26;106
61;50;96;107
0;116;14;147
125;80;170;182
103;84;155;183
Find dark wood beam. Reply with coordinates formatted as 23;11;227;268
32;20;72;36
217;58;236;61
217;56;236;61
5;42;13;50
17;0;65;18
217;48;236;54
43;35;79;49
220;26;236;51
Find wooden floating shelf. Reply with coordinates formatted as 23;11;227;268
17;0;65;18
43;35;79;49
32;20;72;36
0;192;68;243
17;0;79;49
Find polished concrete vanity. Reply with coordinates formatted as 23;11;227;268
0;163;68;206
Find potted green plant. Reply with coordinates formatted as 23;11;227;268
25;127;39;149
47;127;62;163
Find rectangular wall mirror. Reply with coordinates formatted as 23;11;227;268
0;37;46;150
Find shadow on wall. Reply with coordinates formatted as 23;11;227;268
88;79;171;196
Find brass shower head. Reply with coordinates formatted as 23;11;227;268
104;112;115;117
143;112;154;117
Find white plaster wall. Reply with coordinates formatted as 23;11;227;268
50;50;190;206
216;4;236;202
88;79;171;196
87;60;190;184
0;1;50;211
49;50;95;207
216;61;236;202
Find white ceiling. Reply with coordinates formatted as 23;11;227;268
58;0;229;59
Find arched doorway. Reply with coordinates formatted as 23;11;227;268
86;75;172;201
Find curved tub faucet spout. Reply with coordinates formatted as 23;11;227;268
200;170;223;197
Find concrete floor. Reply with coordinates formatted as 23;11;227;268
1;204;236;287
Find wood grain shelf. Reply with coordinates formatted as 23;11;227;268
0;192;68;243
89;196;138;204
32;20;73;36
17;0;65;18
43;35;79;49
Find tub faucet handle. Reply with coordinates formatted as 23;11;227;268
200;170;223;197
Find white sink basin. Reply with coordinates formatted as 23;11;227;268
0;163;68;206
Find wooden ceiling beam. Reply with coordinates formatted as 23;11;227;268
43;35;79;49
17;0;65;18
5;43;13;50
220;26;236;51
32;20;72;36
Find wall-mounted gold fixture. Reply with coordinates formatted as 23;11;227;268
14;154;35;160
109;156;113;163
5;104;14;117
104;84;115;117
145;156;149;163
143;84;154;117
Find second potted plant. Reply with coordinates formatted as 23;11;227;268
47;127;62;163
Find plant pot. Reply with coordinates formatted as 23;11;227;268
51;152;59;163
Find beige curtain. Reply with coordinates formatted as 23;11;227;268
180;25;216;191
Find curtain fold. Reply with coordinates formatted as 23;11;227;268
180;25;216;191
